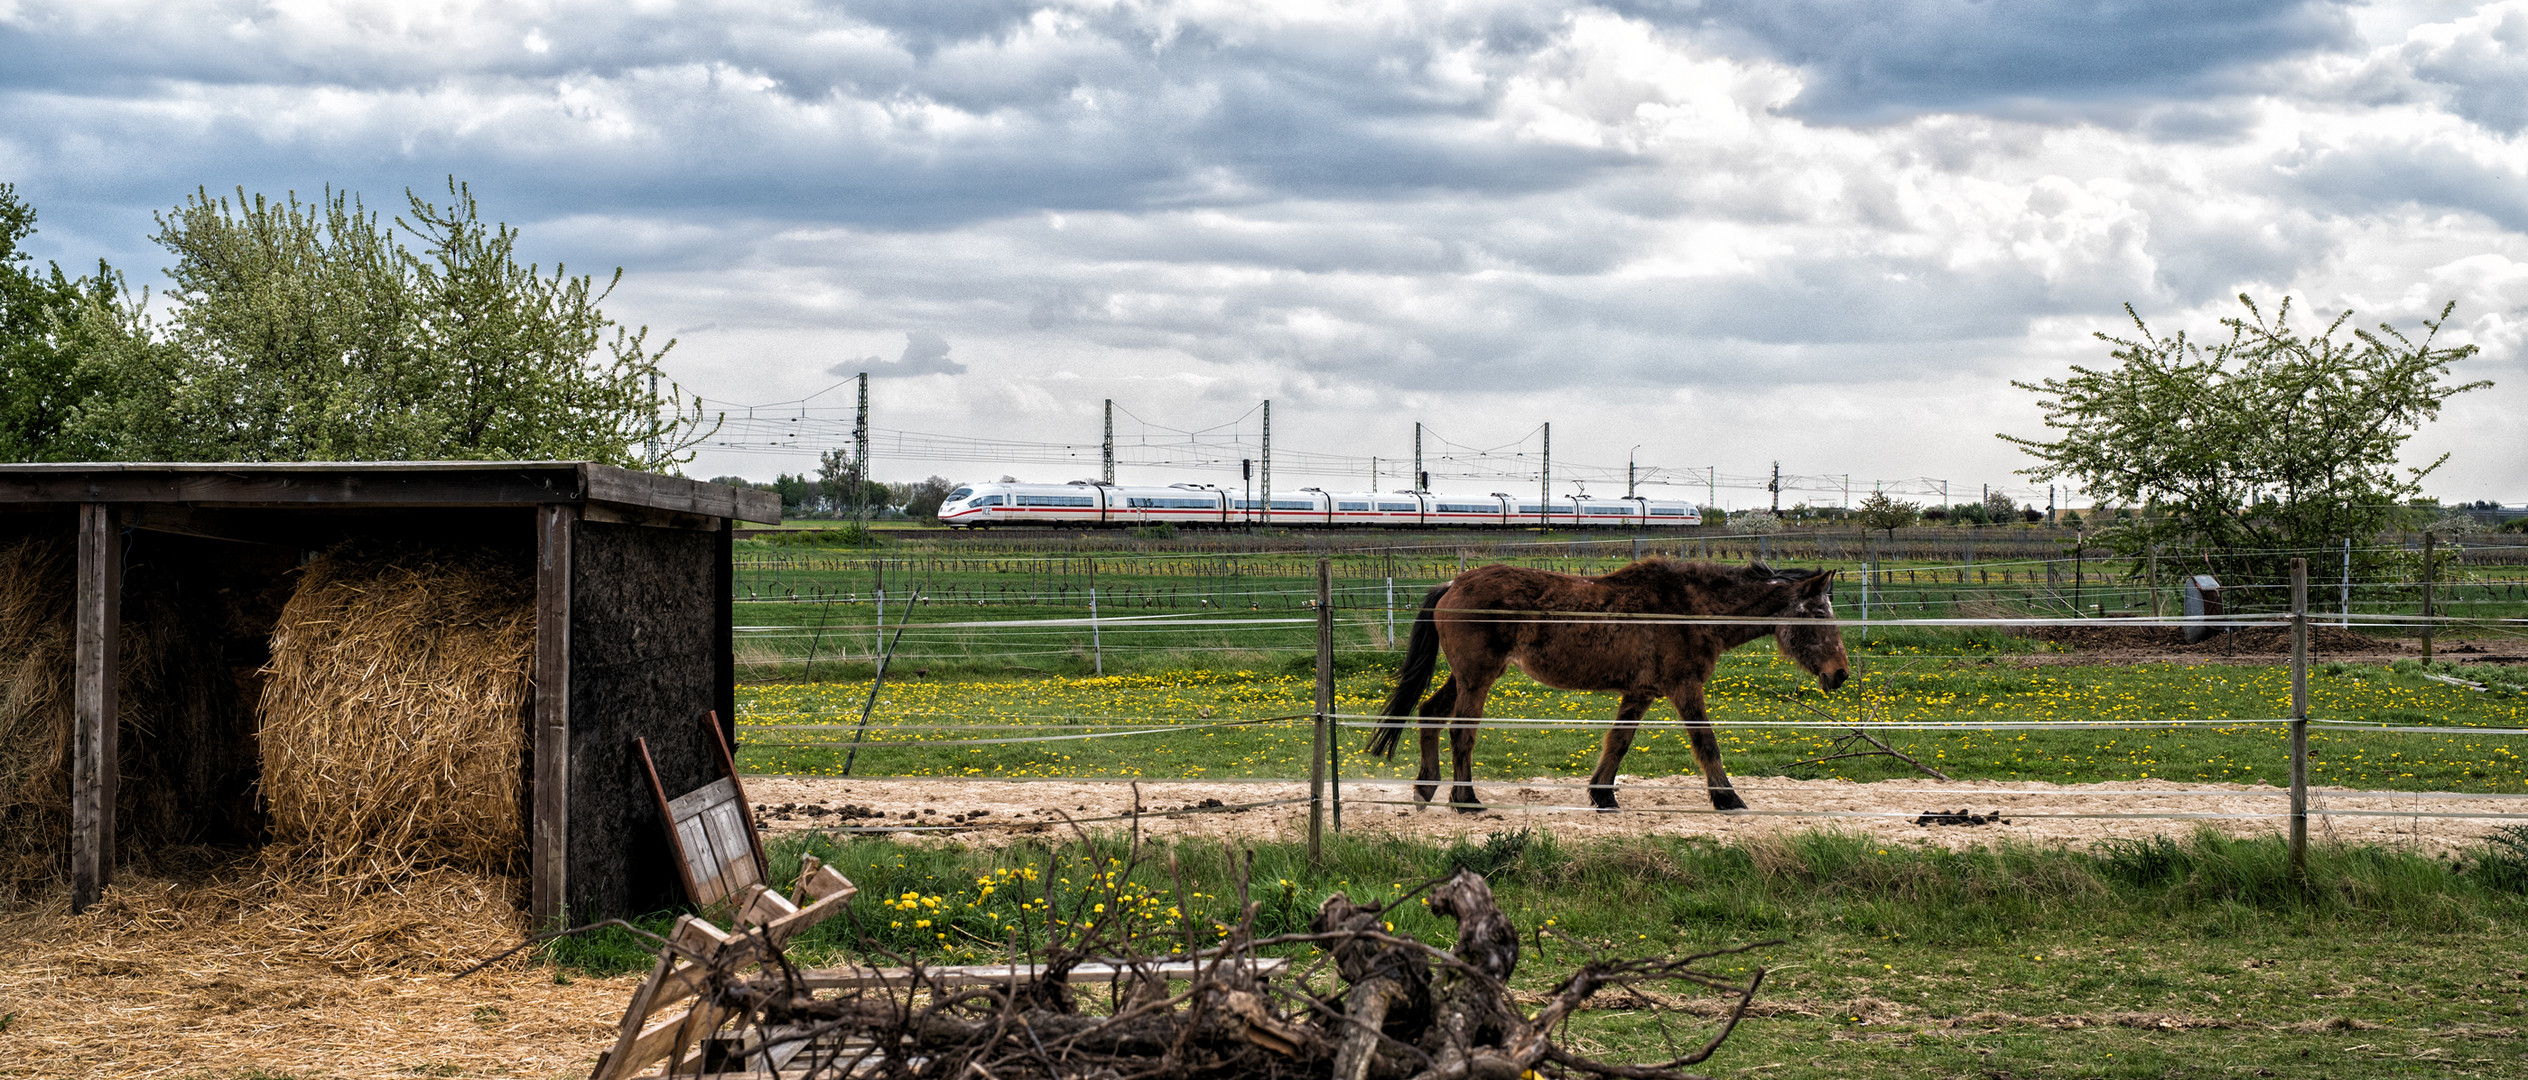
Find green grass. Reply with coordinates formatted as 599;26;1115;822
545;828;2528;1078
733;647;2528;791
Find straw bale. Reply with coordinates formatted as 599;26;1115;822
258;545;535;883
0;535;75;892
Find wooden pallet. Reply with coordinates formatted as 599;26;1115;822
590;857;859;1080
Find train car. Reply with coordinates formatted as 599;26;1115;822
935;481;1701;529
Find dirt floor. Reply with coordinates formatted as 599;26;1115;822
0;860;641;1079
744;774;2527;855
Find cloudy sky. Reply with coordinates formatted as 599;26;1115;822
4;0;2523;508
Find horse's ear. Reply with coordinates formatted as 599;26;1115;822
1799;570;1837;595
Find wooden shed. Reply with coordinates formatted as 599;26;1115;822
0;462;779;922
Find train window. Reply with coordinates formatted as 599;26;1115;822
1649;507;1685;516
1435;503;1493;513
1337;501;1371;511
1584;505;1634;515
976;496;1003;506
1377;502;1418;512
949;488;973;501
1015;495;1095;507
1128;497;1218;508
1517;505;1548;514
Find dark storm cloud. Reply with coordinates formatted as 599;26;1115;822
1626;0;2356;123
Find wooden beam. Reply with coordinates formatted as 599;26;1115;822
577;502;724;532
0;464;586;508
71;503;119;912
714;520;736;750
532;503;577;925
579;464;781;524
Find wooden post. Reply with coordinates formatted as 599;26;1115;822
2421;532;2436;661
1310;559;1332;863
714;520;737;751
2289;557;2309;888
71;503;120;913
533;503;578;926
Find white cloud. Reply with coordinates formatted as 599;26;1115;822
2;0;2523;499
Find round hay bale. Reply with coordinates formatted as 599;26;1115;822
0;535;75;891
258;546;534;881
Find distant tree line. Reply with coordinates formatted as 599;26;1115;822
0;179;710;467
709;472;959;521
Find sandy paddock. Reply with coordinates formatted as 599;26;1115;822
743;774;2527;855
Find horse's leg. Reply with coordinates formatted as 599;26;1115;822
1672;682;1747;811
1414;678;1458;804
1587;693;1658;811
1446;673;1499;812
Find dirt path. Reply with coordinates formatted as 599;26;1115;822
744;774;2525;854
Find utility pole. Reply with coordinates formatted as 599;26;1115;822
644;371;661;463
1101;399;1114;484
1708;467;1716;512
1371;456;1378;490
1540;423;1552;526
853;372;870;523
1261;400;1272;513
1769;461;1781;513
1413;423;1424;491
1627;445;1640;498
2047;484;2057;525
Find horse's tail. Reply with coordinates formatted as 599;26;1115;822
1367;584;1451;759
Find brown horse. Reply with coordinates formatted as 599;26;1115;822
1365;560;1851;812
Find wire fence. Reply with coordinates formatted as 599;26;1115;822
725;547;2528;856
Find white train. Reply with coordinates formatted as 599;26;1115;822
935;481;1702;529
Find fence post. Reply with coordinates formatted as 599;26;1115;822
2422;532;2437;661
2341;538;2352;628
2289;557;2309;888
1089;586;1102;676
1311;559;1333;863
1385;584;1405;652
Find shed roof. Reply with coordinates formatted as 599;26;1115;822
0;461;780;522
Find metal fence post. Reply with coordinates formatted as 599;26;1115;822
2289;557;2309;888
1311;558;1333;863
1089;586;1102;676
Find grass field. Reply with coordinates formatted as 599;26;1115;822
733;638;2528;793
546;827;2528;1079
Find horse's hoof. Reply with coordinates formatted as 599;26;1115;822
1451;801;1487;815
1710;789;1748;812
1450;790;1485;814
1588;785;1619;812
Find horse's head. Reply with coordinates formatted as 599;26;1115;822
1771;569;1850;691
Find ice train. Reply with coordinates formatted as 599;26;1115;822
936;481;1701;529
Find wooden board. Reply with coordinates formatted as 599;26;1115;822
667;778;762;907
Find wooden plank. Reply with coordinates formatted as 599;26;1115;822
715;521;736;748
704;711;770;884
667;777;740;820
580;464;781;524
532;503;576;925
0;464;586;507
70;503;119;912
0;463;777;521
637;738;708;907
578;501;725;532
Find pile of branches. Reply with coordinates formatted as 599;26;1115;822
644;844;1773;1080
